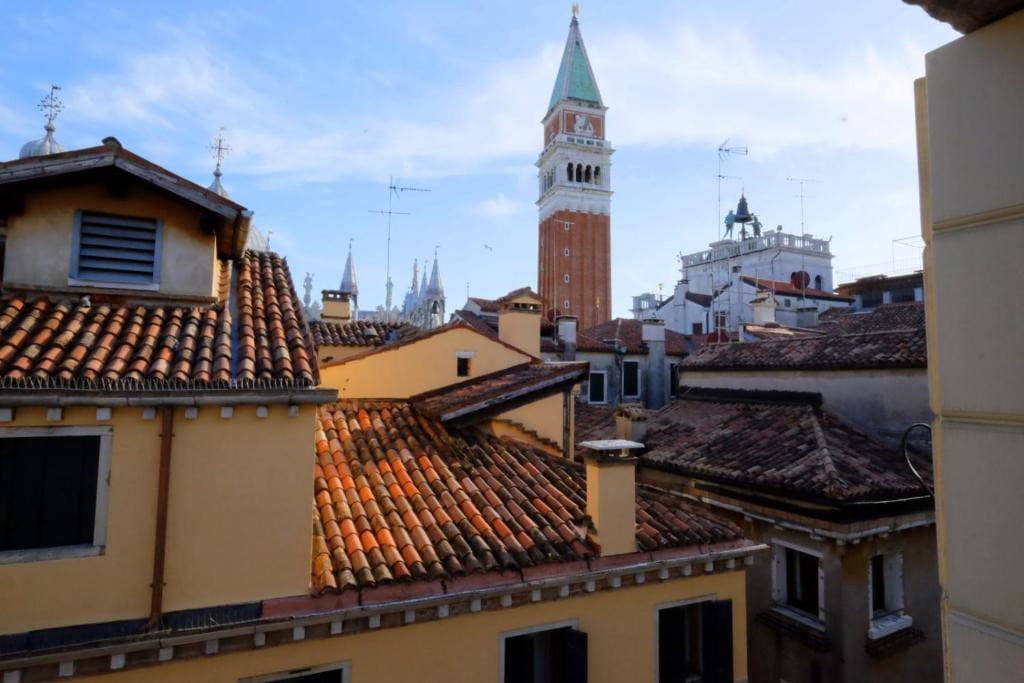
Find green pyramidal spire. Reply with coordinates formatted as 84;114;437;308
548;14;603;113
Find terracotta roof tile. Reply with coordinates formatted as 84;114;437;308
310;400;744;594
0;250;318;390
574;319;689;356
637;394;932;504
413;362;588;422
818;302;925;335
311;319;418;347
741;275;854;302
681;328;926;371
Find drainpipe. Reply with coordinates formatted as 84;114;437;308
148;406;175;630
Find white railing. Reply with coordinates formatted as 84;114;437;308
681;232;831;267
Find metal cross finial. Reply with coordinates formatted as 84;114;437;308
39;85;63;126
208;127;231;173
348;237;354;252
434;244;440;259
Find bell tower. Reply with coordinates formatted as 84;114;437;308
537;9;613;330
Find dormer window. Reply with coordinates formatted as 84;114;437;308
71;211;162;287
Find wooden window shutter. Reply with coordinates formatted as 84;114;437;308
558;627;588;683
658;607;687;683
73;211;161;285
701;599;734;683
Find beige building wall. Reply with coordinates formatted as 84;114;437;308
495;393;567;448
77;570;749;683
2;180;218;300
917;9;1024;681
320;327;532;398
0;404;315;634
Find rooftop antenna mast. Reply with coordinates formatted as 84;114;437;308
786;176;822;301
369;176;431;321
717;140;747;241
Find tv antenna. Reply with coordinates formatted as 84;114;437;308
786;177;822;236
786;176;823;301
369;176;431;320
717;140;747;240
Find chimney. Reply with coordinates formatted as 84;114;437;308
556;316;578;360
579;440;642;556
321;289;352;324
642;320;668;409
614;404;648;443
498;295;541;357
752;291;777;325
796;304;819;328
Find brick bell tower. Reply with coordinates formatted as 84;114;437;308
537;9;612;329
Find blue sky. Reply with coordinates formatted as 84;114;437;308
0;1;956;317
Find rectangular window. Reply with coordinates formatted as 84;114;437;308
71;211;162;286
658;600;733;683
588;371;607;404
240;662;349;682
772;542;825;625
868;551;911;638
861;291;883;308
871;555;887;614
457;356;471;377
622;360;640;398
502;625;587;683
691;322;703;335
0;429;111;560
669;363;679;396
714;312;727;330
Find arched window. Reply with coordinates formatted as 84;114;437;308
564;273;570;283
566;162;574;182
814;275;823;290
594;166;601;183
585;166;592;183
575;164;583;182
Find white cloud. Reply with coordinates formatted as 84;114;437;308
469;193;528;219
59;21;926;184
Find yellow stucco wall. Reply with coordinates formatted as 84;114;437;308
320;327;532;398
496;392;567;449
498;309;541;357
79;569;749;683
586;460;638;556
0;404;315;634
918;10;1024;681
316;344;368;366
3;180;217;299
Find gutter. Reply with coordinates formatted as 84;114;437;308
0;388;339;408
147;408;175;629
0;542;766;672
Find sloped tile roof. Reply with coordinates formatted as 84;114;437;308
818;302;925;335
741;275;854;302
578;319;689;356
452;309;499;336
467;297;500;313
311;319;418;348
638;395;932;504
0;250;318;390
413;362;589;422
681;328;926;371
311;400;745;594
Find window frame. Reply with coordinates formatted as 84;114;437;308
770;539;825;629
69;210;163;290
867;550;912;640
622;359;641;399
0;425;113;565
497;619;580;683
240;661;350;683
588;370;608;404
654;595;714;683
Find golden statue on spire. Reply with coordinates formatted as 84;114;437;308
572;3;579;18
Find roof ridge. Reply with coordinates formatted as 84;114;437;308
804;405;843;497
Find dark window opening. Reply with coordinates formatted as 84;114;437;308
871;555;887;615
891;288;916;303
504;626;588;683
588;372;606;403
861;291;883;308
714;312;727;330
567;162;574;182
669;363;680;396
814;274;823;290
584;165;592;183
785;547;820;617
659;600;733;683
0;435;100;552
254;666;346;683
457;357;471;377
692;322;703;335
622;360;640;398
594;167;601;183
575;164;583;182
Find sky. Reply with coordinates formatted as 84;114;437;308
0;1;957;317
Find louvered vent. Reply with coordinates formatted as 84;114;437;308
74;212;160;284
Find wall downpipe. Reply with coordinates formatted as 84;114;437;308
148;406;175;630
